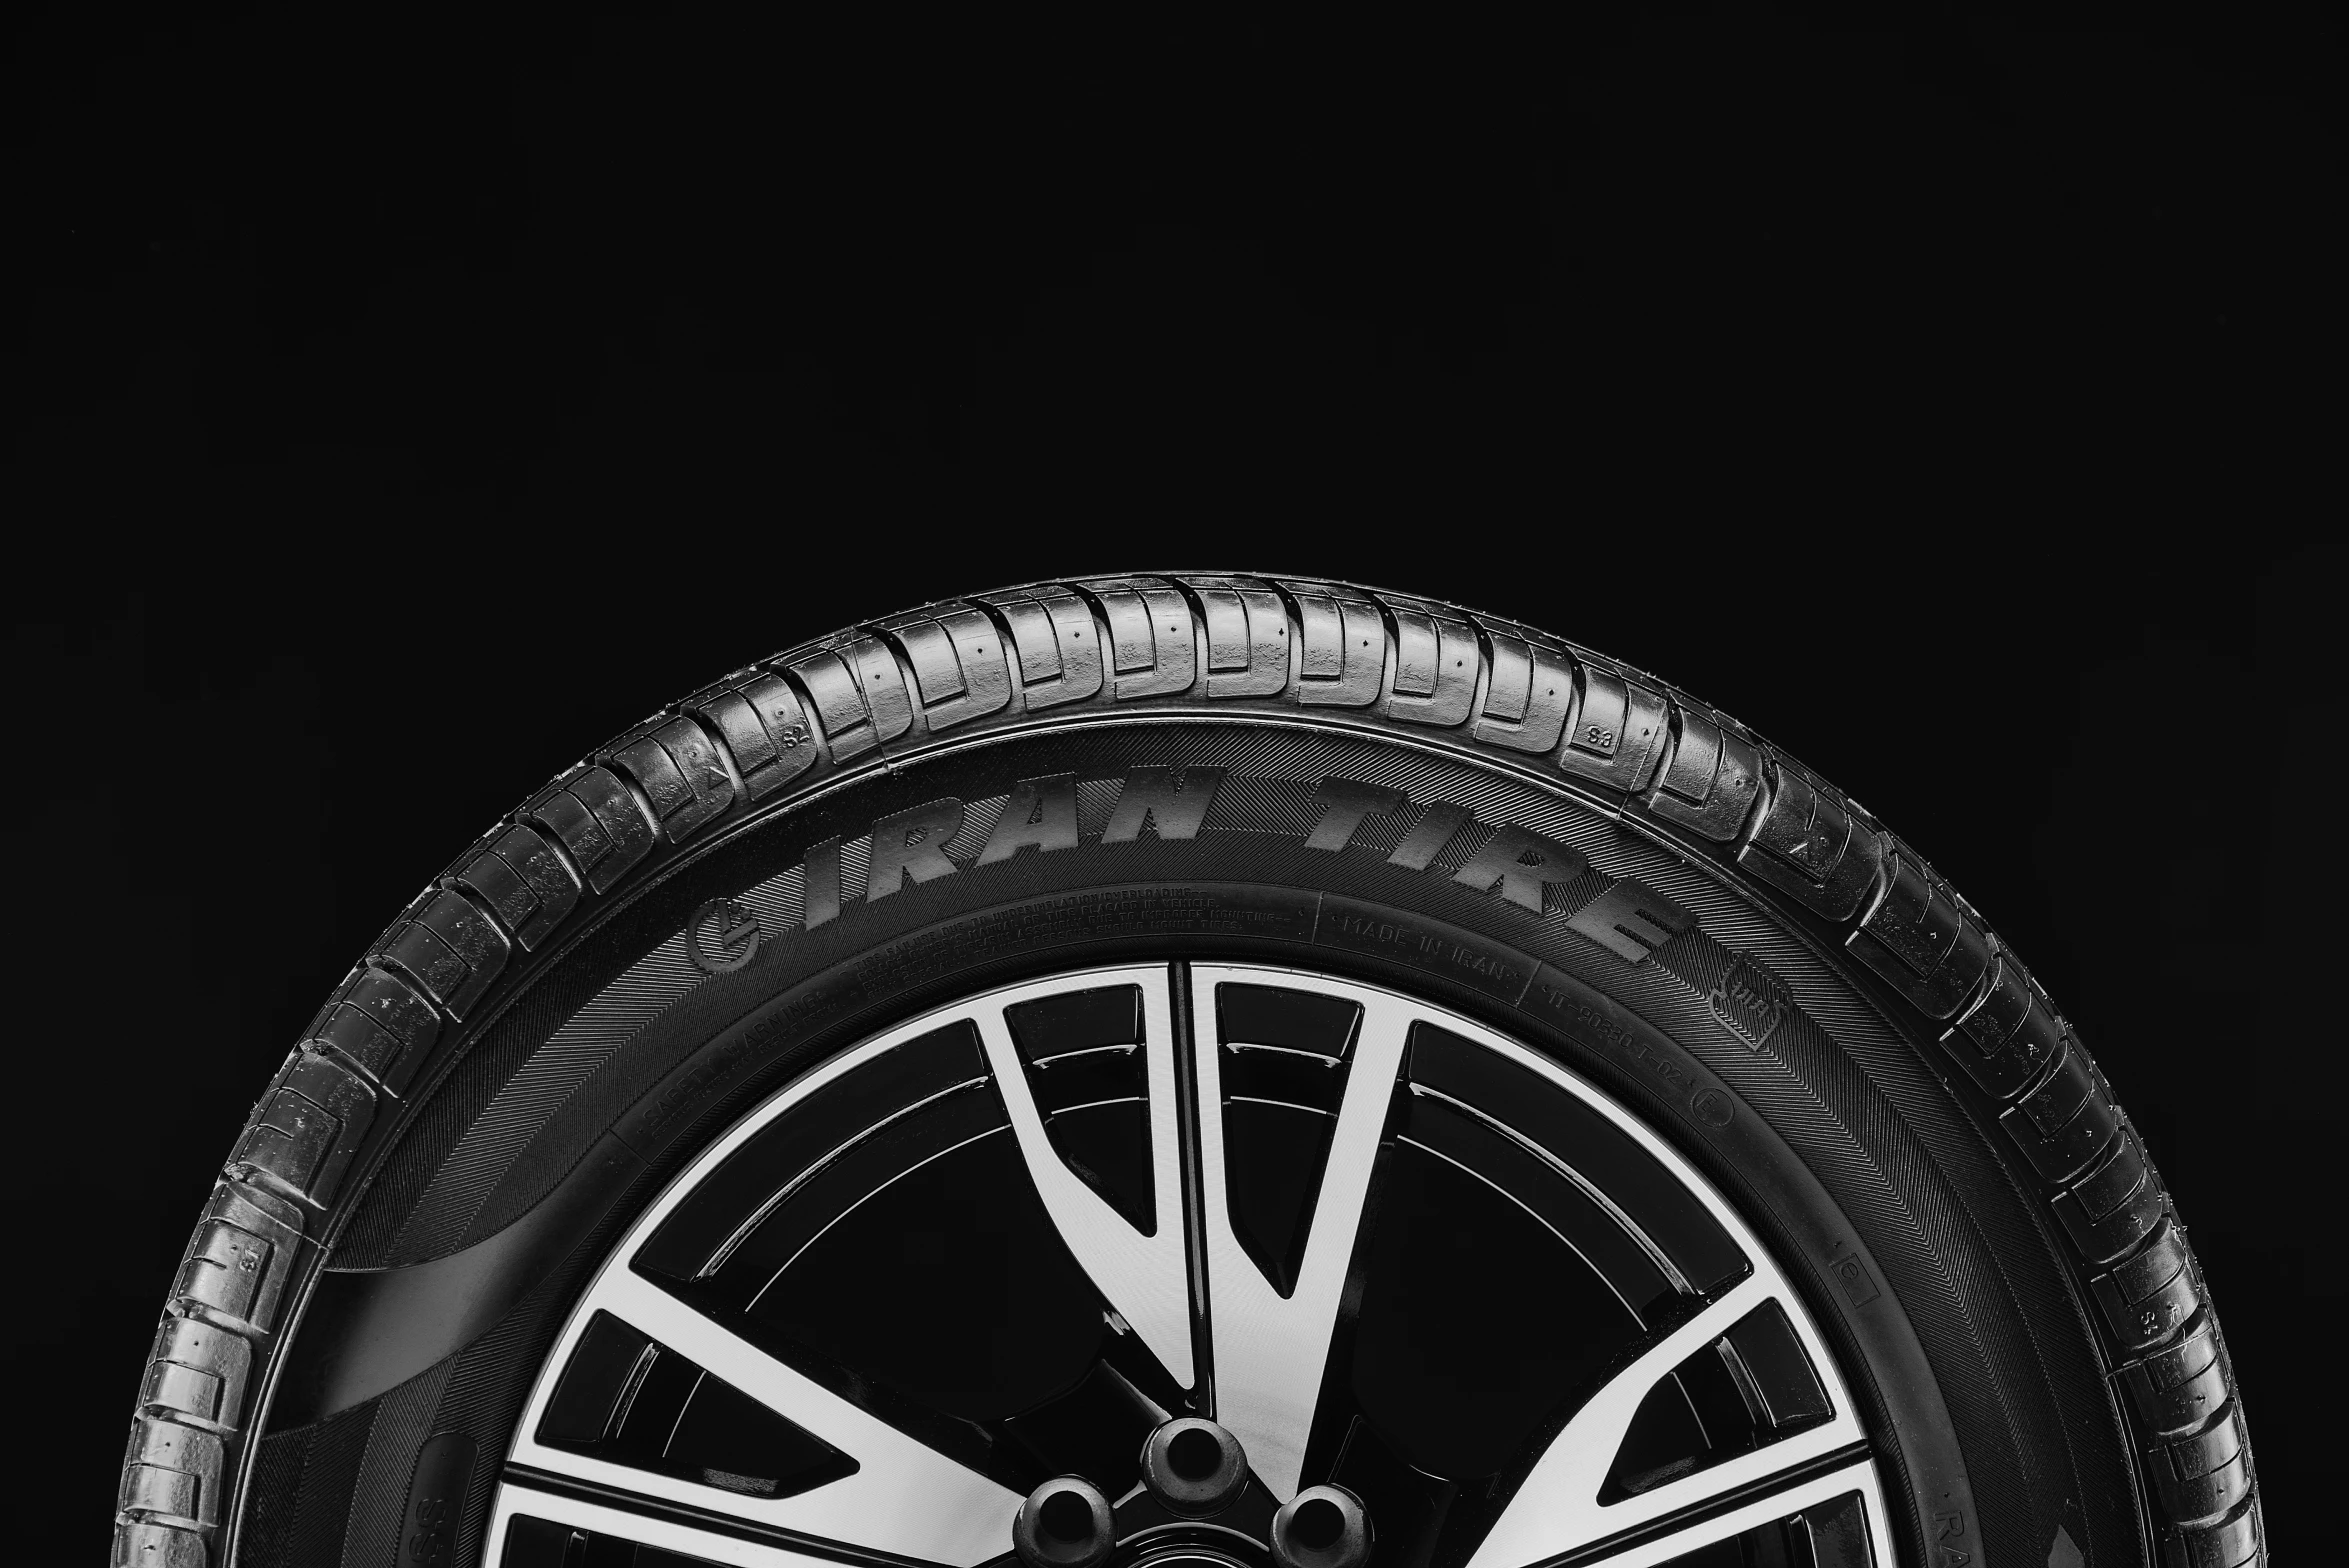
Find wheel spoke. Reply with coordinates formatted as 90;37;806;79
1515;1455;1892;1568
973;967;1195;1386
491;1474;859;1566
1465;1274;1867;1568
510;1266;1020;1565
1188;967;1412;1500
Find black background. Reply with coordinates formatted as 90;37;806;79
14;6;2337;1561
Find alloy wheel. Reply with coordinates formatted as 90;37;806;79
491;962;1894;1568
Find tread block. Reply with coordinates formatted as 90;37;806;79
140;1318;251;1432
1853;852;1957;973
1647;703;1765;842
374;919;464;1014
174;1223;273;1328
1943;952;2067;1098
693;672;821;800
483;824;582;948
2054;1133;2165;1264
1287;581;1385;708
844;635;916;746
113;1518;206;1568
119;1417;224;1528
1847;851;1992;1019
606;716;737;843
2150;1406;2249;1524
1558;661;1669;795
306;965;440;1094
565;765;657;861
1738;758;1886;920
2092;1219;2204;1353
783;648;872;757
890;615;967;702
981;586;1106;708
529;766;655;894
175;1183;303;1335
1086;577;1198;699
376;889;510;1019
522;784;609;881
2122;1319;2230;1437
415;886;511;982
1472;624;1573;754
1380;595;1478;726
306;1004;417;1095
2163;1497;2263;1568
605;725;694;826
1187;577;1290;698
785;637;913;760
138;1361;222;1427
230;1053;377;1206
1999;1041;2121;1181
451;839;538;937
881;606;1014;731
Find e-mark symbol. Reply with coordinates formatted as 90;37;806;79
687;897;763;974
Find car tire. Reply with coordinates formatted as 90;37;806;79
116;573;2262;1568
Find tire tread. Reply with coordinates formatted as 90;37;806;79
119;571;2261;1565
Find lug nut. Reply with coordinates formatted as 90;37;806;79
1138;1417;1250;1517
1270;1485;1373;1568
1013;1475;1116;1568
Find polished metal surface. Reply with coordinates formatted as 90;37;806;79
491;962;1897;1568
1190;972;1409;1500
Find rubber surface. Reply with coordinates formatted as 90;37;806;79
114;573;2262;1568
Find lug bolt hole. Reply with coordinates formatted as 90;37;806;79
1167;1427;1224;1481
1137;1417;1250;1517
1291;1498;1345;1551
1013;1476;1114;1568
1271;1484;1373;1568
1039;1491;1096;1545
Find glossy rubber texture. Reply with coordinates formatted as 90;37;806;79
114;573;2261;1568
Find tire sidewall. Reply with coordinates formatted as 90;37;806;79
255;721;2131;1568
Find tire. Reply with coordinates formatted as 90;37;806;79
114;573;2262;1568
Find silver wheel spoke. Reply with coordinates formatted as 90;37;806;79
1538;1456;1892;1568
491;1477;854;1566
1189;966;1411;1500
974;967;1195;1386
510;1266;1019;1564
1466;1274;1866;1568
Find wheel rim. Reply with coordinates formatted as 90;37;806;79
490;962;1898;1568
